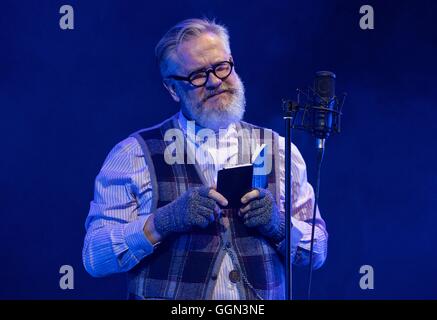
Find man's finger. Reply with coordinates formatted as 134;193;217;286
241;189;260;205
241;199;267;215
240;199;264;215
208;189;228;207
239;203;251;216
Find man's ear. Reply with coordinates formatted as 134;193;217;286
163;80;180;103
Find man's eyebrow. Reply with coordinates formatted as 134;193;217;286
188;58;230;75
188;65;208;75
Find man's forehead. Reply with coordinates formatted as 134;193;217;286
171;32;231;73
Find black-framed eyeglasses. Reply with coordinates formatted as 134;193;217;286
166;60;234;87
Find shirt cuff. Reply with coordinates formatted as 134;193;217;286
275;216;305;258
123;215;154;260
290;217;305;252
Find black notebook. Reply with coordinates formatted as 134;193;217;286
216;144;268;208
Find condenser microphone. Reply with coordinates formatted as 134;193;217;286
313;71;336;149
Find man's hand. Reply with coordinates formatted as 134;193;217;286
151;186;228;240
239;188;285;242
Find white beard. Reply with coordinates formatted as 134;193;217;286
180;75;246;131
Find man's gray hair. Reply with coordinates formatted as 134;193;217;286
155;18;230;77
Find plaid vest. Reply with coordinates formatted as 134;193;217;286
128;114;285;300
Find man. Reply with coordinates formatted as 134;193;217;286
82;18;328;300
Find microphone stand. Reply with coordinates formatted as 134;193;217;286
282;72;345;300
283;101;299;300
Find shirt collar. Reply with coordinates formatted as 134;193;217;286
177;110;237;138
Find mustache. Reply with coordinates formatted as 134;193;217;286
203;88;237;102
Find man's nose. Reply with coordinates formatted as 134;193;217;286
205;72;222;90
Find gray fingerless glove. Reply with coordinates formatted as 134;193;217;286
242;188;285;243
154;186;217;238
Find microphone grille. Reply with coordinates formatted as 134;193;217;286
315;71;336;99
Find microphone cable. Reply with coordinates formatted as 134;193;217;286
307;140;325;300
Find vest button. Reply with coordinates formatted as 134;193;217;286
211;274;218;281
226;241;232;248
229;270;241;283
